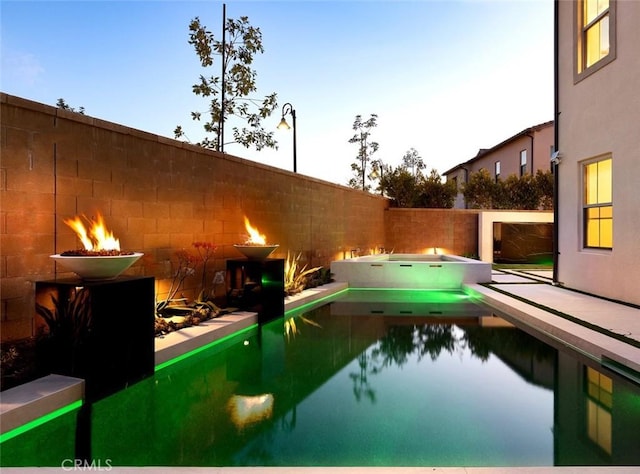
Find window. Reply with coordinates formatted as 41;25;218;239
576;0;616;80
583;156;612;249
495;161;501;182
584;0;610;67
520;150;527;176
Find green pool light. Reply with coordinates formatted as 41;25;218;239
155;323;258;371
0;400;82;444
284;288;349;317
346;288;472;303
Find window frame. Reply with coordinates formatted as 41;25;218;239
495;161;501;182
574;0;617;83
582;155;613;250
519;150;527;176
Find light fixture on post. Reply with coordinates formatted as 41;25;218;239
277;103;297;173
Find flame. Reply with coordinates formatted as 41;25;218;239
243;216;266;245
63;213;120;251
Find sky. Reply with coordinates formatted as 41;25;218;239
1;0;554;187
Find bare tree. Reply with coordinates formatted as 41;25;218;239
348;114;379;191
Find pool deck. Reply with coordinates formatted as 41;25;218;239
3;276;640;472
467;269;640;380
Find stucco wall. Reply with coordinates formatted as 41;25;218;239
1;94;390;341
556;0;640;305
469;125;554;179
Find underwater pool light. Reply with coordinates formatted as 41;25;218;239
155;324;258;371
0;400;83;444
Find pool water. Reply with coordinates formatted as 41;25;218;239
2;289;640;467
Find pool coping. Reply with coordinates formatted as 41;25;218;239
465;283;640;378
154;311;259;366
0;282;348;436
0;374;84;436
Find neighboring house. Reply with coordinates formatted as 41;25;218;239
443;121;554;209
554;0;640;305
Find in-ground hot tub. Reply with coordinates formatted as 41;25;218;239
330;254;491;289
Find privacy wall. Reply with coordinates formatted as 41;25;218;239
384;208;480;256
0;94;479;342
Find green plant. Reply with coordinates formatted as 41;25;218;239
417;169;457;208
36;287;92;341
35;287;93;377
175;13;278;151
284;252;322;296
1;337;40;391
462;168;495;209
56;98;85;114
316;267;333;285
348;113;379;191
463;169;554;210
379;165;456;208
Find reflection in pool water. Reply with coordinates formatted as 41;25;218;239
2;290;639;467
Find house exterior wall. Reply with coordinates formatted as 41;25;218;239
470;125;554;179
0;94;484;342
445;122;554;209
556;0;640;305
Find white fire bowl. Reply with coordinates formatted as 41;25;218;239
233;245;279;260
51;253;143;280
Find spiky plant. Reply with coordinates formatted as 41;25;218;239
284;252;321;296
36;287;92;342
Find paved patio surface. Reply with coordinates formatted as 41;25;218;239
467;269;640;379
491;269;640;345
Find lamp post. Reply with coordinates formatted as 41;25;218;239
277;103;297;173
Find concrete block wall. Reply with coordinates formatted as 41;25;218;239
384;208;480;257
0;94;389;341
1;94;483;342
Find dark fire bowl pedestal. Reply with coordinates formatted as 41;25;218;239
226;258;284;324
35;275;155;402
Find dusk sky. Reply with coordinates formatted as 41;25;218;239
1;0;554;186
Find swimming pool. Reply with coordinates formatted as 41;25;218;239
2;289;639;467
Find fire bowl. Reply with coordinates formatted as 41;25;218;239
233;245;279;260
50;252;143;281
